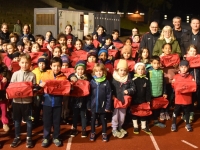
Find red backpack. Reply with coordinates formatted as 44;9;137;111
186;55;200;68
108;49;119;59
130;103;152;117
160;54;180;67
11;62;20;73
70;80;90;97
61;68;75;78
151;97;169;110
113;42;124;50
70;50;88;67
29;52;44;64
113;96;132;108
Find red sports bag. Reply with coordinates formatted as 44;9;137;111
11;62;20;73
70;80;90;97
130;103;152;117
113;42;124;49
44;80;71;95
113;96;132;108
70;50;88;67
86;62;95;74
173;81;196;93
151;97;169;110
186;55;200;68
29;52;44;64
93;40;100;48
161;54;180;67
108;49;119;59
6;82;33;99
61;68;75;78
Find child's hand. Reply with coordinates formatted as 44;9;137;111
70;76;78;82
108;55;113;60
105;109;110;112
39;82;46;87
2;77;7;83
124;90;128;94
163;94;167;99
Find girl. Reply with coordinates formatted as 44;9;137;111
31;42;41;53
87;51;97;63
57;33;66;46
3;43;16;69
24;41;32;53
121;45;132;60
61;45;69;56
88;63;111;142
96;25;106;47
68;60;88;138
9;32;19;44
52;46;61;58
137;48;151;71
124;38;132;47
73;39;83;51
111;59;136;138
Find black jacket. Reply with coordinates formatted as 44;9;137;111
0;31;10;43
189;67;200;85
20;33;35;42
172;28;187;45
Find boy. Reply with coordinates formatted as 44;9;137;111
47;37;56;52
148;56;167;128
39;57;67;147
35;34;45;48
83;35;97;52
9;32;19;44
10;53;36;148
102;35;115;50
112;29;122;43
16;40;24;53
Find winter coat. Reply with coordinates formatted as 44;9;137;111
189;68;200;85
32;67;46;84
20;33;35;42
0;31;10;43
83;44;97;52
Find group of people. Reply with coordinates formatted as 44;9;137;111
0;16;200;148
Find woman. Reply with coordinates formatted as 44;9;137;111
130;27;140;42
13;20;22;35
153;25;181;56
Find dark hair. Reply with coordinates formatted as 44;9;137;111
50;57;62;66
190;17;200;23
96;25;106;32
75;39;83;46
124;37;132;44
132;27;139;33
134;34;140;37
150;55;160;62
187;44;197;52
35;34;45;41
162;43;172;49
57;33;66;44
23;24;30;30
138;47;150;59
112;29;119;34
65;24;73;31
84;35;93;41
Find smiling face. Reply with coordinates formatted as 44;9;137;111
135;65;145;76
1;25;8;33
162;44;172;55
50;62;61;74
117;68;128;77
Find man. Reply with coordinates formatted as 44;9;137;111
139;21;160;56
181;17;200;56
172;16;187;45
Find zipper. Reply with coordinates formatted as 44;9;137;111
96;83;99;112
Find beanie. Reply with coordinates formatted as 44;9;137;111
37;53;48;64
179;60;189;67
134;62;145;71
17;40;24;46
75;60;86;70
121;45;132;55
117;59;128;70
66;34;73;40
87;51;97;58
61;55;69;64
98;48;108;57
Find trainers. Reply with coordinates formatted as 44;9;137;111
10;137;21;148
112;130;124;138
41;139;49;147
190;112;194;121
165;112;170;120
53;139;62;147
185;124;193;132
154;122;166;128
3;124;10;132
81;130;87;138
171;124;177;132
102;133;108;142
160;113;166;121
133;128;139;134
90;133;95;141
26;137;33;148
70;129;78;137
119;128;127;135
141;128;151;134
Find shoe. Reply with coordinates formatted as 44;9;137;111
112;130;124;138
154;122;166;128
10;137;21;148
171;124;177;132
70;129;78;137
90;133;95;141
41;139;49;147
190;112;194;121
81;130;87;138
119;128;127;135
181;114;186;120
165;112;170;120
160;113;166;121
26;137;33;148
141;128;151;134
102;133;108;142
185;124;193;132
3;124;10;132
133;128;139;134
53;139;62;147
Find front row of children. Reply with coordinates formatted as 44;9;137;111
0;52;195;148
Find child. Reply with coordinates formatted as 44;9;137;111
137;47;151;71
87;51;97;63
10;53;36;148
61;55;70;69
111;59;136;138
96;25;106;47
12;52;20;62
16;40;24;53
83;35;97;52
52;46;61;58
102;35;115;50
112;29;122;43
132;34;140;54
57;33;66;46
92;32;100;49
0;37;3;51
66;34;73;52
68;60;88;138
24;41;32;53
44;31;53;45
35;34;45;48
31;42;40;53
171;60;194;132
0;53;10;132
73;39;83;51
124;38;132;46
3;43;16;69
0;41;7;53
47;37;56;52
131;62;151;134
39;57;66;147
61;45;69;56
9;32;19;44
121;45;132;60
88;63;111;142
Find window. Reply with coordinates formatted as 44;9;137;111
36;14;55;25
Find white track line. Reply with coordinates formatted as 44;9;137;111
66;137;73;150
181;140;198;148
149;133;160;150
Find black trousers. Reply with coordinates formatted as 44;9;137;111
72;107;87;130
91;112;107;133
43;105;62;139
172;104;190;124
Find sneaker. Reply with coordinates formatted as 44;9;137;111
160;113;166;121
190;112;194;121
171;124;177;132
41;139;49;147
90;133;95;141
185;124;193;132
119;128;127;135
154;122;166;128
26;137;33;148
102;133;108;142
53;139;62;147
112;130;124;138
70;129;78;137
3;124;10;132
165;112;170;120
10;137;21;148
133;128;139;134
141;128;151;134
81;130;87;138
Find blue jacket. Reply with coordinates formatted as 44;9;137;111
83;44;97;52
43;94;63;107
87;79;112;113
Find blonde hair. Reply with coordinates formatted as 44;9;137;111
159;25;175;40
19;53;31;62
92;63;107;76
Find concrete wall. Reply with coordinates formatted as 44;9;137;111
40;0;62;8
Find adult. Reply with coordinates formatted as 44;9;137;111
13;19;22;35
20;24;35;42
0;23;10;43
130;27;139;42
172;16;187;45
181;17;200;56
139;21;160;56
153;25;181;56
65;24;76;44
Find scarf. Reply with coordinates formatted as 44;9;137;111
93;75;106;83
113;70;128;83
134;74;146;78
164;37;172;43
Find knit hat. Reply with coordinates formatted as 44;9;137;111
179;60;189;67
37;53;48;64
98;48;108;57
116;59;128;69
48;37;56;43
75;60;86;70
134;62;145;71
61;55;69;64
87;51;97;58
17;40;24;46
12;52;20;58
121;45;132;55
66;34;73;40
